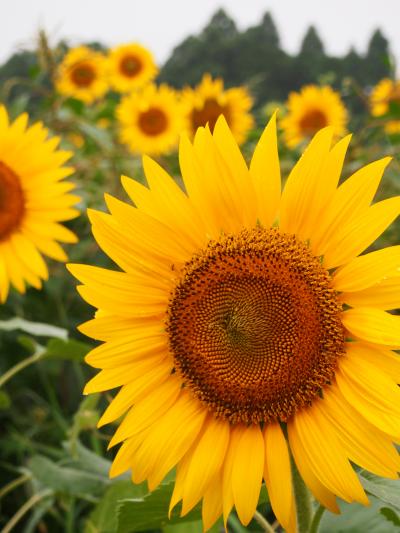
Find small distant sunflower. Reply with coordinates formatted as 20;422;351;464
182;73;254;144
370;78;400;134
0;106;79;302
107;43;158;93
70;116;400;532
282;85;348;148
56;46;108;103
116;84;185;156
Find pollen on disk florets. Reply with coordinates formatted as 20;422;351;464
167;227;345;425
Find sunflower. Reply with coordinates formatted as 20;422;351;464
182;73;254;144
69;115;400;532
282;85;348;148
0;106;79;302
107;43;158;93
370;78;400;133
56;46;108;104
116;84;186;156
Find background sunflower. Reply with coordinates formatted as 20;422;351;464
107;43;158;93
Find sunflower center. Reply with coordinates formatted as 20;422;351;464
70;63;96;87
167;227;345;424
138;108;168;136
299;109;327;135
0;161;25;240
120;55;142;77
191;98;230;133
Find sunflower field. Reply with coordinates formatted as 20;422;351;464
1;15;400;533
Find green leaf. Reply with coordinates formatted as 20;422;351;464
116;480;203;532
44;338;91;361
320;498;398;532
0;317;67;339
63;439;112;478
85;480;148;533
360;471;400;511
28;455;109;496
163;520;223;533
380;507;400;527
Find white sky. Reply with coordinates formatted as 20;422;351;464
1;0;400;69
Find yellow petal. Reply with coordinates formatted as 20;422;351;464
249;111;281;226
343;307;400;347
279;127;333;236
108;375;181;447
231;424;264;526
288;422;339;513
133;390;206;487
321;382;400;478
202;474;223;532
264;423;296;533
97;362;172;427
181;416;230;515
322;196;400;269
311;157;391;256
290;404;368;504
341;276;400;310
333;245;400;292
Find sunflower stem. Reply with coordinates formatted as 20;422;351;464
291;458;313;533
253;510;276;532
309;505;325;533
0;349;45;389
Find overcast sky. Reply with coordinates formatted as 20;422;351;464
1;0;400;69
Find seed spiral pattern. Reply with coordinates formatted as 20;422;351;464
167;227;345;424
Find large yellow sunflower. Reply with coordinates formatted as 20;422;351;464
370;78;400;134
107;43;158;93
116;84;186;156
69;115;400;532
182;73;254;144
56;46;108;104
0;106;79;302
282;85;348;148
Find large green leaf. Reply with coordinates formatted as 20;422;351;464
85;480;148;533
116;480;202;532
28;455;109;496
163;520;223;533
0;317;67;339
45;337;91;361
63;440;112;478
320;498;399;532
360;471;400;510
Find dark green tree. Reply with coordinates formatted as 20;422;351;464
365;29;392;83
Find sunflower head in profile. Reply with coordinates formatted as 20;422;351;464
182;73;254;144
116;83;186;156
107;43;158;93
370;78;400;133
56;46;108;103
70;114;400;532
281;85;348;148
0;106;79;302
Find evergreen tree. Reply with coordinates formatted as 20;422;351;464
365;29;392;83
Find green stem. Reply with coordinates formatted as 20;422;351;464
253;510;276;532
0;474;31;500
0;489;53;533
309;505;325;533
291;458;312;533
0;350;45;389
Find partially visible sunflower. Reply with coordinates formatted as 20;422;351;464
69;115;400;533
107;43;158;93
370;78;400;134
282;85;348;148
116;84;186;156
182;73;254;144
56;46;108;103
0;106;79;302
